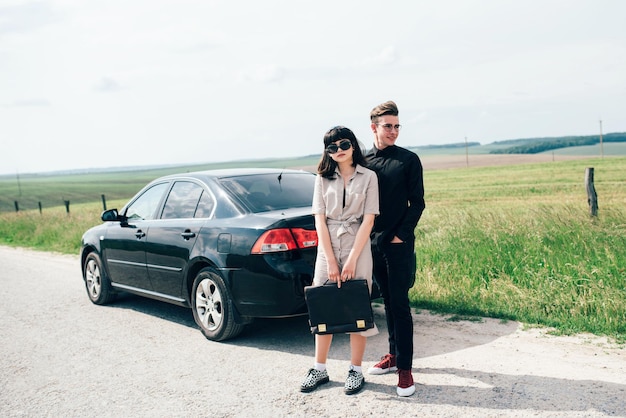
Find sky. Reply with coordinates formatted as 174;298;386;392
1;0;625;175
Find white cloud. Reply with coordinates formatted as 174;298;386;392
8;99;51;107
237;65;286;84
0;0;625;174
365;46;399;67
94;77;123;92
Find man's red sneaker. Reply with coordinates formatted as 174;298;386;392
396;369;415;397
367;353;397;375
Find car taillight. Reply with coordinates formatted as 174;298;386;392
291;228;318;249
251;228;318;254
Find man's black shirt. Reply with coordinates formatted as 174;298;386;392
366;144;425;246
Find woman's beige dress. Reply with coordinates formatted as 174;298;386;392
312;164;380;337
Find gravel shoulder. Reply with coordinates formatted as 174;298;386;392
1;246;624;417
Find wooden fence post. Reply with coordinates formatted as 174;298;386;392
14;201;19;212
101;194;107;211
64;200;70;213
38;202;42;214
585;167;598;217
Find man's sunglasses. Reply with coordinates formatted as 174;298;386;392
376;123;402;132
326;139;352;154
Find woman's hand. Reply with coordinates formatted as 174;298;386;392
327;261;341;285
341;260;356;281
339;258;357;288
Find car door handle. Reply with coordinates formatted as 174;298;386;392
135;230;146;239
181;231;196;240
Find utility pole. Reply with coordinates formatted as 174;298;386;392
464;136;469;167
599;119;604;159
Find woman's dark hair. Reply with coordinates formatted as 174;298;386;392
316;126;367;178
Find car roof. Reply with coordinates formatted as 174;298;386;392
156;167;314;182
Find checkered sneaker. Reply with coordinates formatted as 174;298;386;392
344;369;365;395
300;368;329;393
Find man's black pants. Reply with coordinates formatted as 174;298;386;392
372;241;415;371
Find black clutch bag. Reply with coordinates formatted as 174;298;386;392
304;279;375;335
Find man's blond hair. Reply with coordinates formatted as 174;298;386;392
370;100;399;122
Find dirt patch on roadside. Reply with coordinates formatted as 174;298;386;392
420;154;589;170
293;154;590;173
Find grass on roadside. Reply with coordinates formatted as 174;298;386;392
413;204;626;340
0;200;126;254
410;156;626;342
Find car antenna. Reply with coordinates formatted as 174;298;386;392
277;169;284;191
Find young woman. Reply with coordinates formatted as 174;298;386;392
300;126;379;395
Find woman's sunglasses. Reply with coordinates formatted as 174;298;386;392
326;139;352;154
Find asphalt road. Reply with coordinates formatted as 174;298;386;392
0;246;406;417
1;246;624;417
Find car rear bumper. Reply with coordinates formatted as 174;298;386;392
223;253;314;318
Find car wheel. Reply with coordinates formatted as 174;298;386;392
83;252;115;305
191;267;244;342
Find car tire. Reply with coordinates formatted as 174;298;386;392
83;252;115;305
191;267;244;342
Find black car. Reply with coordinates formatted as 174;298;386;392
80;168;318;341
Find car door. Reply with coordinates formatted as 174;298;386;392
101;181;169;291
144;180;215;300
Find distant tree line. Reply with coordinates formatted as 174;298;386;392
490;132;626;154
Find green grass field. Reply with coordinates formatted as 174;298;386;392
414;156;625;341
0;156;321;213
1;156;624;341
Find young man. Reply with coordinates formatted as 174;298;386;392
365;101;425;397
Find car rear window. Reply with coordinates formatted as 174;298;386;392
218;172;315;212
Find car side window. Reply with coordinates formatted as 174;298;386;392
161;181;205;219
126;183;169;221
194;191;215;218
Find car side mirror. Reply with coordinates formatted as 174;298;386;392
101;208;121;222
